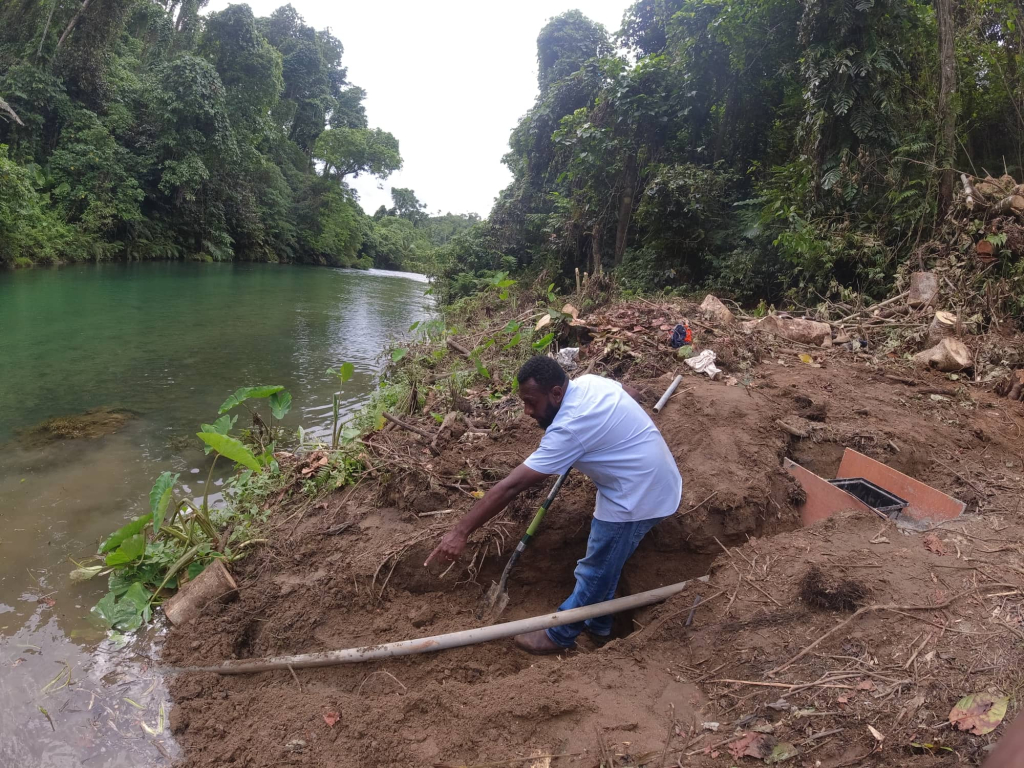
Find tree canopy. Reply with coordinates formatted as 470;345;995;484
441;1;1024;306
0;1;407;267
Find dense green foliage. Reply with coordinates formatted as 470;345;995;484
0;0;464;269
363;187;481;274
5;0;1023;302
438;0;1023;304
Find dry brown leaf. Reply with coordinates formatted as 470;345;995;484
867;725;885;741
949;693;1009;735
923;534;946;555
728;732;773;759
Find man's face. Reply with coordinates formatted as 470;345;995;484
519;378;565;429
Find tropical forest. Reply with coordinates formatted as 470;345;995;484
3;1;1024;766
1;0;1020;305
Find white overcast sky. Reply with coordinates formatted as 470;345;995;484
206;0;628;218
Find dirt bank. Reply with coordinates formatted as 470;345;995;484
163;298;1024;767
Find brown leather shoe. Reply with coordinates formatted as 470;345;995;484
513;629;574;655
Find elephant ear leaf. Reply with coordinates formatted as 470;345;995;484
149;472;179;533
218;385;284;414
105;533;147;566
269;390;292;420
99;514;153;554
196;432;262;472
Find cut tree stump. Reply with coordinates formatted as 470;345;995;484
164;559;238;626
996;370;1024;402
908;272;939;308
913;337;972;373
926;310;958;347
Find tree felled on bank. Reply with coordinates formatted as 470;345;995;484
441;0;1024;310
0;1;470;270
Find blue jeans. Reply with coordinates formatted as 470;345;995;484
546;516;665;648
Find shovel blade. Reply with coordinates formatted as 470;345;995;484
477;580;509;621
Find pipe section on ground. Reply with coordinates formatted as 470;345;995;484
184;576;709;675
653;374;684;413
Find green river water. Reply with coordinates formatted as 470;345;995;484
0;262;433;766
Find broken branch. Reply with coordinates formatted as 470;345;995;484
836;291;909;324
446;338;472;358
768;585;1017;677
381;412;435;441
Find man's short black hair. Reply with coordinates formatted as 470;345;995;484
517;355;568;390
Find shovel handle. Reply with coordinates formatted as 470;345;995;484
524;470;570;538
494;471;571;595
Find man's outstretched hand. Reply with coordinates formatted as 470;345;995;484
423;464;548;569
424;528;469;567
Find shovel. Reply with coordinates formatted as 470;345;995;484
478;470;570;620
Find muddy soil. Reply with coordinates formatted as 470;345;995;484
163;311;1024;767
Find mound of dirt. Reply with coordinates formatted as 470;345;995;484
625;511;1024;765
163;298;1024;767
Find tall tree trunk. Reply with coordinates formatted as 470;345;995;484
0;96;24;126
591;223;603;276
613;154;637;266
38;0;59;58
55;0;93;52
935;0;957;216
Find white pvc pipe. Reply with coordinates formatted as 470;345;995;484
188;576;709;675
653;375;683;413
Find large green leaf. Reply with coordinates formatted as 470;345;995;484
121;582;152;618
218;385;284;414
391;348;408;363
99;514;153;554
196;432;262;472
200;414;237;454
201;413;236;436
149;471;179;533
105;533;147;566
269;390;292;420
108;570;135;597
328;362;355;384
532;332;555;351
92;584;150;631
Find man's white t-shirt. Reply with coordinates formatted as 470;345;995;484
523;374;683;523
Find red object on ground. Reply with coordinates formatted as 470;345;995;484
783;459;877;526
836;449;965;523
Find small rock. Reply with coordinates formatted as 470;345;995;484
409;606;437;628
700;294;735;325
285;739;306;753
190;641;201;650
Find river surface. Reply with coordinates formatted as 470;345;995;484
0;262;433;767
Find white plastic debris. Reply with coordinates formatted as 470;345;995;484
556;347;580;372
684;349;721;379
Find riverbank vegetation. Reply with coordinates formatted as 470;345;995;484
0;1;475;269
73;382;369;632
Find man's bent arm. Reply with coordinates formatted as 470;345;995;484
424;463;549;565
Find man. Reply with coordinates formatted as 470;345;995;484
984;713;1024;768
425;355;683;654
